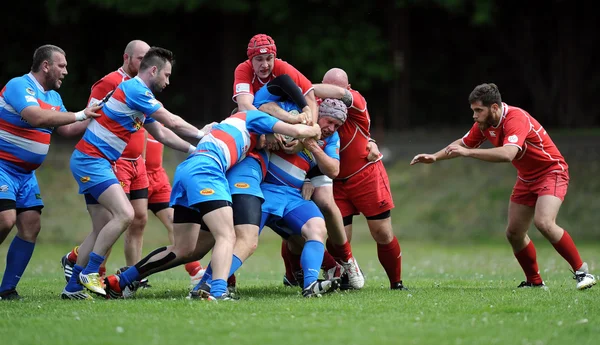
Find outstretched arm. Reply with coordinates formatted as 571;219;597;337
410;138;464;165
143;121;195;154
150;107;204;140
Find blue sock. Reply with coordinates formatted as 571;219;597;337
198;263;212;286
65;265;84;292
0;236;35;293
118;266;140;290
229;254;243;277
81;252;105;275
204;255;242;286
210;279;227;297
301;240;325;289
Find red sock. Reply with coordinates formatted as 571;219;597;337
377;236;402;286
514;241;543;284
326;238;353;262
552;230;583;271
67;247;78;262
281;241;295;281
185;261;202;276
289;250;302;273
227;273;236;287
321;250;338;270
99;266;106;278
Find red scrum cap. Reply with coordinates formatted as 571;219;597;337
247;34;277;60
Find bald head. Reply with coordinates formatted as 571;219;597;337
123;40;150;76
322;67;349;88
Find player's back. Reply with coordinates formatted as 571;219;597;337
0;74;63;172
194;110;279;172
337;88;376;179
503;105;568;180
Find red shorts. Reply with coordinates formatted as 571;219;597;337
510;171;569;207
147;167;172;204
114;158;148;194
333;161;394;218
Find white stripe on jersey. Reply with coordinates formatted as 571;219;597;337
221;116;251;149
269;154;307;184
0;96;19;115
0;129;49;155
87;119;127;153
104;97;141;118
201;135;232;170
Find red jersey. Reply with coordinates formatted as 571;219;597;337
88;67;145;159
461;102;568;181
145;132;164;172
232;58;313;102
336;89;380;179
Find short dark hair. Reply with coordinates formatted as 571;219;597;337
140;47;174;72
31;45;66;72
468;83;502;107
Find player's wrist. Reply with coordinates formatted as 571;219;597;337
187;144;196;154
74;111;87;122
195;129;205;139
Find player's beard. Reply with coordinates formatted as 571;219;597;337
477;122;491;131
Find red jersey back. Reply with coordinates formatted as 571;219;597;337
145;132;163;172
461;103;568;181
88;68;145;159
232;59;313;102
337;89;379;179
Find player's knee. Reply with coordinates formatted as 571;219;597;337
505;226;526;242
131;209;148;228
302;218;327;241
16;211;41;242
235;227;258;252
116;205;135;229
0;209;17;231
533;216;555;234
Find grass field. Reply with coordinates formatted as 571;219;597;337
2;133;600;345
1;234;598;345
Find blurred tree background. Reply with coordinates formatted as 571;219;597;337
2;0;598;133
2;0;600;243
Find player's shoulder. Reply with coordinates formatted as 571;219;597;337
5;74;33;89
235;60;253;72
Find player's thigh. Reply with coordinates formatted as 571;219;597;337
344;163;394;217
507;201;535;236
333;181;359;218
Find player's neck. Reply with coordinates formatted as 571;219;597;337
29;71;50;91
121;65;134;77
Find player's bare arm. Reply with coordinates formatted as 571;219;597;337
313;83;346;100
259;102;303;124
302;137;340;179
236;94;258;111
410;138;465;165
20;104;101;128
150;107;202;139
143;121;195;154
305;90;318;124
449;144;519;163
272;122;320;140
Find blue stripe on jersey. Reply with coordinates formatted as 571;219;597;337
0;137;45;166
81;130;122;161
263;163;305;189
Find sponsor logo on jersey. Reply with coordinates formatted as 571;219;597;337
508;135;518;143
25;87;35;95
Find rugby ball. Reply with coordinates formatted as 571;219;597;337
282;109;300;144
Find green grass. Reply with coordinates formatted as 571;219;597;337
1;236;598;345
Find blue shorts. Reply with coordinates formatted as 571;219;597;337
259;182;323;238
70;150;119;200
0;163;44;209
226;157;264;200
170;155;231;209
